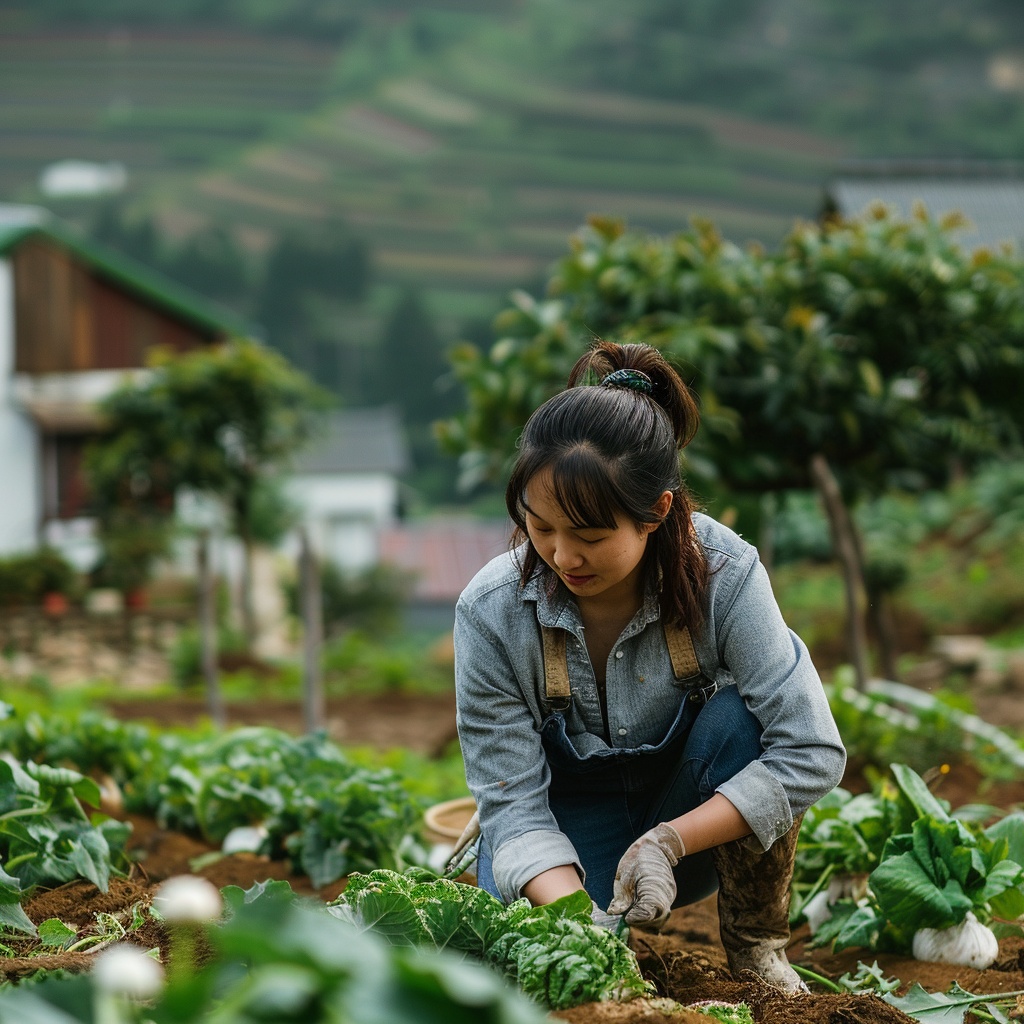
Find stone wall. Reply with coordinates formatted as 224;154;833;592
0;608;190;688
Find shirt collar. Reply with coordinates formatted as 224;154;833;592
520;564;663;632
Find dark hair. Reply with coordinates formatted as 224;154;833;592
505;340;708;630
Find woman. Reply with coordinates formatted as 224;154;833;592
453;341;846;992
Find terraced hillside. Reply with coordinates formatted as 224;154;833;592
0;18;844;327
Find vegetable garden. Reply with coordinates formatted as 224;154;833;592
0;679;1023;1024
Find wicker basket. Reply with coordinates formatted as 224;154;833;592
423;796;477;844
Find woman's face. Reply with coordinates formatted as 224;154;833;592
524;467;671;610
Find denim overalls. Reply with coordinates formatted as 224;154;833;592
476;620;765;911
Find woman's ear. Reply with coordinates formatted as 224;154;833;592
644;490;674;533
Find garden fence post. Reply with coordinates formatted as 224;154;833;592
299;527;325;733
197;529;225;729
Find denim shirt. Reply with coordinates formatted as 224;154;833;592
453;512;847;904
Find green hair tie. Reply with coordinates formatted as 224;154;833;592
600;368;653;395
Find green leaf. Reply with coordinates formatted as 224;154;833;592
222;879;300;917
0;758;39;807
0;863;27;904
883;982;1024;1024
296;819;351;889
976;858;1024;907
985;813;1024;867
890;764;950;822
24;762;100;809
870;851;973;930
347;887;429;947
989;884;1024;923
419;898;464;950
37;918;77;948
0;990;83;1024
831;904;884;953
65;827;114;891
0;900;37;936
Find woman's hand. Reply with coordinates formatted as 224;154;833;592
607;823;685;928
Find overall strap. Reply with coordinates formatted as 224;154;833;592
541;621;703;709
665;620;720;703
540;626;572;711
663;621;701;681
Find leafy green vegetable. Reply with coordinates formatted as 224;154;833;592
689;1002;755;1024
0;711;424;888
0;755;131;927
807;764;1024;955
334;868;654;1010
0;880;552;1024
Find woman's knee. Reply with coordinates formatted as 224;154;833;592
685;686;763;791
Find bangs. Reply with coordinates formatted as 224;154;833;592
522;443;622;530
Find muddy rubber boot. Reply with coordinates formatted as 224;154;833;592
710;816;807;994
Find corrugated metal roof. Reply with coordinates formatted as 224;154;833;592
0;213;252;337
292;406;410;475
826;166;1024;252
378;519;512;602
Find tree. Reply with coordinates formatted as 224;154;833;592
86;339;331;648
374;288;461;504
256;227;372;399
439;211;1024;686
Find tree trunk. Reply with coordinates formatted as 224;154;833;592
239;529;256;652
867;591;901;682
299;528;325;734
759;491;778;576
197;529;225;729
808;453;871;691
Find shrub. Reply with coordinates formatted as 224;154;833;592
287;561;412;638
0;548;80;606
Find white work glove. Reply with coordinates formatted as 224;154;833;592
607;823;685;930
590;901;625;933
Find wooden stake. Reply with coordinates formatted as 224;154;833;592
299;527;325;734
197;529;225;728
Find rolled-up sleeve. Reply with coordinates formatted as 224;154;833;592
711;546;847;851
454;597;582;902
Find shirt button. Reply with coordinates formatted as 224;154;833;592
617;728;628;736
615;650;624;659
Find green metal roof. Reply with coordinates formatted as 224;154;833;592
0;220;253;339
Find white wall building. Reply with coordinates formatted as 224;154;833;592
285;406;410;571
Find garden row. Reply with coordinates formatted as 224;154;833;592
1;685;1024;1020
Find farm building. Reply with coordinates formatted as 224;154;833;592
0;202;249;570
284;405;410;572
823;159;1024;252
377;517;511;632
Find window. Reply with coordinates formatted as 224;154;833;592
41;434;93;520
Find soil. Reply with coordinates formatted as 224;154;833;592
101;691;461;757
8;693;1024;1024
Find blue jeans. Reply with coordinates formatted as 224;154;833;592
476;684;763;911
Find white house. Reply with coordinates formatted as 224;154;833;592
284;406;410;571
38;160;128;199
0;202;247;571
